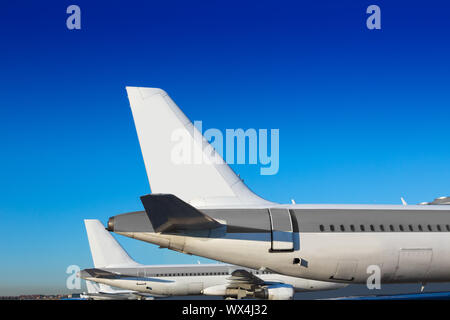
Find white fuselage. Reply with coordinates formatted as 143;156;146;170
115;203;450;285
83;264;346;296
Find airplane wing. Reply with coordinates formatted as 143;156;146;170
219;269;294;300
227;269;265;286
419;196;450;205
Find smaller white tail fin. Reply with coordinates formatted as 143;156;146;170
84;219;140;268
126;87;272;207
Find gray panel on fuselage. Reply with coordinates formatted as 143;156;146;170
202;208;271;233
269;208;293;232
293;208;450;233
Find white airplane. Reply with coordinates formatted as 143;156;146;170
80;280;154;300
79;220;346;300
106;87;450;286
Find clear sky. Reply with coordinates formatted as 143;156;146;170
0;0;449;295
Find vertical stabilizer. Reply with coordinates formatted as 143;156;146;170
84;219;140;268
126;87;272;207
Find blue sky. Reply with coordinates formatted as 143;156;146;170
0;0;449;295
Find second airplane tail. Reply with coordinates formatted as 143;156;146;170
84;219;140;268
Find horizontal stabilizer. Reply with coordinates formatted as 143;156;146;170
140;193;221;233
80;268;120;279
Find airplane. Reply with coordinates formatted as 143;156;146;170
80;280;154;300
106;86;450;287
79;220;347;300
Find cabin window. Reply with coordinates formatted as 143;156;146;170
389;225;395;232
350;225;355;232
340;225;345;232
330;225;335;232
437;225;442;232
319;225;325;232
399;225;404;232
360;225;365;232
408;225;413;231
370;225;375;232
427;225;433;232
446;225;450;232
379;225;385;232
418;225;423;231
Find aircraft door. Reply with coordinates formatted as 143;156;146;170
268;208;294;251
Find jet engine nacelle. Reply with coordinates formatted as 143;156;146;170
261;284;294;300
202;284;227;296
202;283;294;300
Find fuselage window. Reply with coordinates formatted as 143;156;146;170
330;225;335;232
418;225;423;231
379;225;385;232
350;225;355;232
370;225;375;232
340;225;345;232
437;225;442;232
409;225;413;232
427;225;433;232
399;225;404;232
319;225;325;232
360;225;365;231
389;225;395;232
447;225;450;232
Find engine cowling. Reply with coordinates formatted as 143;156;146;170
262;284;295;300
202;283;294;300
202;284;228;296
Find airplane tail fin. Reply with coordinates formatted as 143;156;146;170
84;219;140;268
126;87;272;207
